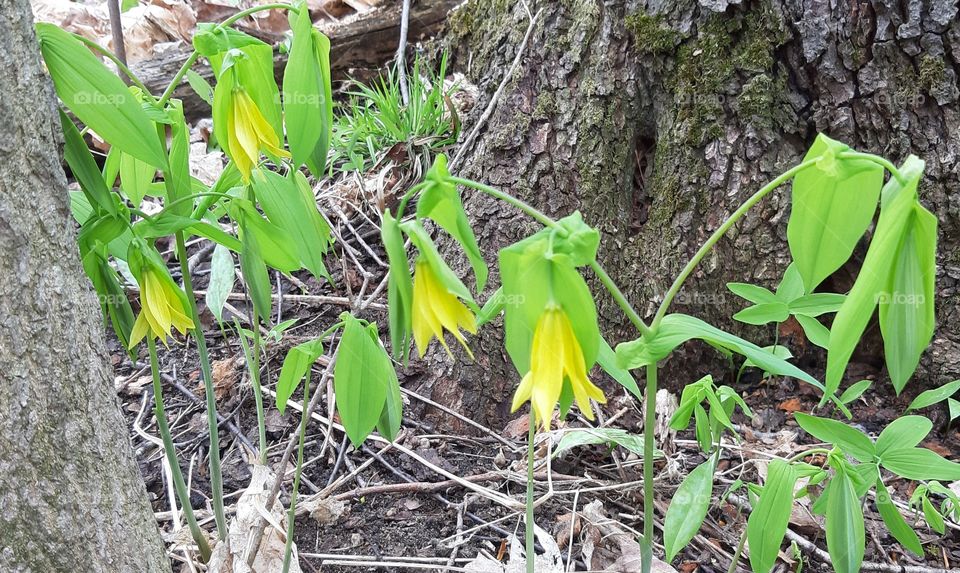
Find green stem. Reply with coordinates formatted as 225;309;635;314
525;408;536;573
72;34;152;96
784;447;831;464
282;372;310;573
153;191;233;219
175;231;228;538
449;178;653;335
156;3;299;107
148;338;212;562
727;526;748;573
449;177;556;228
590;261;652;337
235;317;267;463
838;151;906;184
652;157;822;327
641;363;657;573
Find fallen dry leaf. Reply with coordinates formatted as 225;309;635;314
581;500;677;572
207;464;302;573
778;397;802;413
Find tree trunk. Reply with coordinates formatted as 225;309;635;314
0;2;171;571
415;0;959;429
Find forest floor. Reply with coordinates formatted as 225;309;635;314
107;224;960;572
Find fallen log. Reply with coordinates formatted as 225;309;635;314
132;0;462;121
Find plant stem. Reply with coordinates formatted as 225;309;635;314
652;157;821;327
156;3;299;107
590;260;652;337
785;447;832;464
282;372;310;573
525;408;536;573
450;177;557;228
837;151;906;184
148;338;212;562
727;526;748;573
641;363;657;573
174;230;228;538
235;317;267;463
71;34;153;96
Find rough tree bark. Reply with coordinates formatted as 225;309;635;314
412;0;959;430
0;2;171;571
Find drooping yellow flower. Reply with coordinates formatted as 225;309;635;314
129;268;195;348
227;87;290;181
511;305;606;429
412;259;477;358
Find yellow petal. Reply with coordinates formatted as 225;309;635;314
412;262;443;357
233;91;263;174
143;271;171;333
512;372;534;412
128;311;149;348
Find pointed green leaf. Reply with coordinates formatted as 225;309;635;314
664;459;716;560
874;478;923;555
747;459;797;573
875;415;932;456
825;157;924;401
879;202;937;393
727;282;778;305
788;134;883;291
37;24;167;168
276;339;324;414
794;413;875;463
880;448;960;481
907;379;960;411
825;466;865;573
732;302;790;325
206;244;235;323
334;316;391;446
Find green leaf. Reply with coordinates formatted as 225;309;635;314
597;338;640;399
794;413;875;463
880;448;960;481
252;169;332;281
617;314;834;402
552;428;649;458
37;24;167;168
185;69;214;106
305;29;333;178
733;302;790;325
549;212;601;266
81;246;135;350
874;478;923;555
922;495;946;534
59;109;117;215
879;202;937;393
875;415;932;456
670;377;709;431
164;100;194;217
949;398;960;421
727;282;778;305
663;459;716;560
775;263;806;301
787;134;883;292
416;155;487;291
334;316;392;446
134;213;242;253
276;339;325;414
377;369;403;442
789;293;846;317
747;459;797;573
825;466;865;573
382;209;413;362
825;156;925;401
907;379;960;411
231;199;300;272
838;379;872;405
239;219;274;322
119;151;157;208
283;2;332;173
795;314;830;349
206;244;235;323
476;286;505;326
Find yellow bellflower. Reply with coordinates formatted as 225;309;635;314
227;87;290;181
129;268;195;348
412;259;477;358
511;304;606;429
